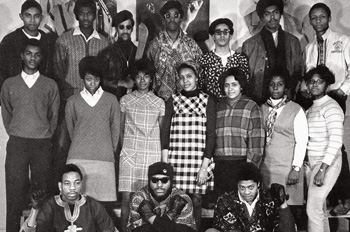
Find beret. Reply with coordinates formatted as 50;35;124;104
148;162;174;180
112;10;135;27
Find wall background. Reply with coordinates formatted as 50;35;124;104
1;0;350;230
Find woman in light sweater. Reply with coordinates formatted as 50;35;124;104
305;65;344;232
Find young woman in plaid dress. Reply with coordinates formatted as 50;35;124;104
162;61;216;231
118;59;165;232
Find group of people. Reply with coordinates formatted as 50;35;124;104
1;0;350;232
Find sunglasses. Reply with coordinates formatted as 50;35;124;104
151;177;169;184
164;13;181;19
214;29;230;36
118;25;132;30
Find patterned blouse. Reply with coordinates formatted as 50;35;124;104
198;51;249;101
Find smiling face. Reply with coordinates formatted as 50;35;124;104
213;23;232;48
117;19;133;41
21;45;42;74
135;71;152;93
238;180;259;204
77;6;95;30
262;5;281;33
309;7;330;36
269;75;286;100
164;8;182;33
83;73;101;95
20;7;43;36
307;73;327;100
179;67;197;92
224;75;241;99
149;174;171;198
59;171;83;204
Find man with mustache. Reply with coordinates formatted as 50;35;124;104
20;164;118;232
206;163;295;232
98;10;137;101
242;0;302;105
128;162;196;232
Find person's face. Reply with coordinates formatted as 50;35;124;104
179;67;197;92
238;180;259;204
213;23;232;48
269;75;286;100
224;75;241;99
83;73;101;95
117;19;133;41
78;6;95;30
21;45;42;73
59;171;83;204
149;174;171;198
307;74;327;100
262;5;281;32
164;8;182;32
20;7;43;34
309;7;331;36
135;71;152;93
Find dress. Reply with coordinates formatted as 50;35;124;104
119;91;165;192
166;90;215;194
260;101;307;205
198;51;249;101
65;91;120;201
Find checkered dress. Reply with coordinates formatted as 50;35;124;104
168;91;214;194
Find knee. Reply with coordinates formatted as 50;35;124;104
192;194;202;208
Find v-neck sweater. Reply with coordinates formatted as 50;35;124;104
65;92;120;162
0;74;60;138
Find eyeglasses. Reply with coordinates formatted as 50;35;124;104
151;177;169;184
308;79;325;85
164;13;181;19
118;25;132;30
214;29;230;36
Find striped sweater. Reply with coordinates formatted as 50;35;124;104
306;95;344;165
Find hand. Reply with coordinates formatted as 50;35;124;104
287;169;300;185
186;0;203;24
313;170;326;187
270;183;289;207
138;200;155;222
166;195;187;220
31;190;47;209
196;168;207;186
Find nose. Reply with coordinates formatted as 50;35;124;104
69;183;76;190
273;84;278;90
156;180;163;187
244;188;250;195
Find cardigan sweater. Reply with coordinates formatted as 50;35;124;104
0;27;57;89
54;29;109;100
65;92;120;162
306;95;344;165
0;74;60;139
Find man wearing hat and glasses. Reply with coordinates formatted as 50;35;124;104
147;0;202;101
128;162;196;232
98;10;137;100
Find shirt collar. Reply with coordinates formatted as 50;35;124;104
21;70;40;79
238;190;260;207
22;29;41;40
73;27;100;41
82;86;103;97
134;90;152;98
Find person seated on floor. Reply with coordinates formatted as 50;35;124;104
206;162;296;232
20;164;118;232
128;162;196;232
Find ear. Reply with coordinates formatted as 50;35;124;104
19;13;24;21
21;52;24;61
58;182;62;192
329;16;332;23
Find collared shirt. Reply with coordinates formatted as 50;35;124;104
238;191;260;217
21;70;40;88
272;30;278;47
22;29;41;40
73;27;101;42
80;86;103;107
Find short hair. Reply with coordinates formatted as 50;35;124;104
236;163;262;185
177;61;200;78
219;67;247;96
304;65;335;85
22;38;42;53
309;3;331;18
74;0;97;21
256;0;284;19
130;58;156;82
59;164;83;181
21;0;42;14
209;18;234;35
269;68;291;89
160;1;184;18
79;56;107;80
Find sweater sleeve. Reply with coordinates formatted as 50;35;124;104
339;35;350;95
110;96;121;152
0;81;12;134
65;97;76;139
53;38;68;88
161;97;174;150
247;102;265;166
48;81;60;136
322;103;344;165
292;108;308;168
204;96;216;159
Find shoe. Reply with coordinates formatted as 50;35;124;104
330;199;350;216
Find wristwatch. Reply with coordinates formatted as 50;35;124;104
292;166;300;172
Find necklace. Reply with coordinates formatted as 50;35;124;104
118;45;134;68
